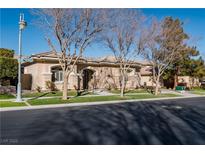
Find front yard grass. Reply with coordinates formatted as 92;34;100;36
22;90;95;98
190;88;205;95
191;87;205;92
0;101;26;108
110;89;148;94
0;94;15;99
22;90;76;98
191;91;205;95
27;93;180;106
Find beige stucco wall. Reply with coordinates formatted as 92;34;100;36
178;76;200;88
24;62;142;91
24;61;201;91
140;76;154;87
24;63;48;90
82;66;141;90
24;63;78;90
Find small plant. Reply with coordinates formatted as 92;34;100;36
89;79;97;92
45;81;57;91
73;85;80;96
35;86;42;93
201;85;205;90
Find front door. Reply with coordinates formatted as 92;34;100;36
83;69;94;90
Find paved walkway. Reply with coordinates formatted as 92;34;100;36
93;89;115;96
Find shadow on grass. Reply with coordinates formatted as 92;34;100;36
75;90;92;97
28;92;55;100
29;90;90;100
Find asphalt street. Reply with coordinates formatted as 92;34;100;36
1;97;205;145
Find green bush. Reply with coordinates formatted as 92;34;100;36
0;49;18;85
45;81;57;91
1;80;10;86
0;57;18;79
35;86;42;93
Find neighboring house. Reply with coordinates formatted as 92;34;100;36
22;51;147;91
178;76;201;88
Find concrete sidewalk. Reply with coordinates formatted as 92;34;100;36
1;95;204;112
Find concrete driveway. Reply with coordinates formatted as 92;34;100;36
1;97;205;145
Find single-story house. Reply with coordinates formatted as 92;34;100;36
22;51;200;91
22;51;151;91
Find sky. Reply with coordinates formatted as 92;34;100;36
0;8;205;59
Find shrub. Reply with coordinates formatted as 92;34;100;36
74;85;81;96
0;86;16;94
45;81;57;91
1;79;10;86
35;86;42;93
201;84;205;89
0;48;18;80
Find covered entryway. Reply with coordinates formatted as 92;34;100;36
83;69;95;90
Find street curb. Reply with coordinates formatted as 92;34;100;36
0;95;204;112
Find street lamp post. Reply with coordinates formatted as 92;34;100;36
16;13;27;102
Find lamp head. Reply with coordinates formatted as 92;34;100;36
19;13;27;30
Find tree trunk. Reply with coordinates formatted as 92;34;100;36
155;83;159;95
173;73;178;89
173;66;179;89
190;77;194;89
62;74;69;100
120;74;125;97
154;76;160;95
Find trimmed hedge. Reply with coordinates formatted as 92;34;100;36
0;86;16;94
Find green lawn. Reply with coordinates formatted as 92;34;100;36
0;101;26;108
0;94;15;99
27;93;180;106
191;91;205;95
110;89;148;94
191;87;205;92
190;88;205;95
22;90;95;98
22;90;76;98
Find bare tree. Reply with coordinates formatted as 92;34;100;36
34;9;105;100
140;17;188;95
103;9;145;97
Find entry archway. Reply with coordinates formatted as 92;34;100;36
82;69;95;90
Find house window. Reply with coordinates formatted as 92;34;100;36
54;71;63;82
